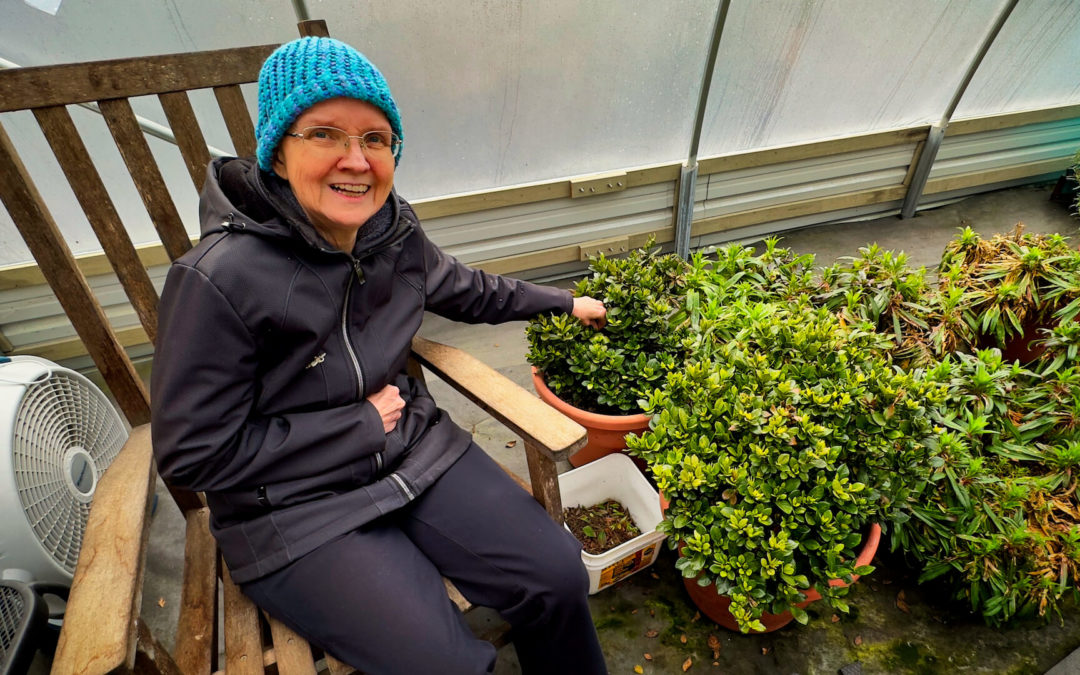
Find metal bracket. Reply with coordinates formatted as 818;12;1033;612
579;236;630;261
570;171;627;199
674;163;698;259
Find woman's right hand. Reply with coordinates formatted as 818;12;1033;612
367;384;405;433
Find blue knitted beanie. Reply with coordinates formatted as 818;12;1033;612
256;36;403;171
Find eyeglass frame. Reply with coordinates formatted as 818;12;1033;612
284;126;402;157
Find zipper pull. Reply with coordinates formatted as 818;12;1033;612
352;259;366;284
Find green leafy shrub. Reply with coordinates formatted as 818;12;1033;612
628;299;945;632
938;225;1080;349
525;243;695;414
893;349;1080;625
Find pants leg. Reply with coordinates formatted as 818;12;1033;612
400;444;607;675
240;523;496;675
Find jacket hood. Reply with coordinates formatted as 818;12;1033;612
198;156;410;258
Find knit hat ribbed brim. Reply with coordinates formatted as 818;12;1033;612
255;37;403;171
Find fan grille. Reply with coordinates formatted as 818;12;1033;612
12;370;126;575
0;584;25;658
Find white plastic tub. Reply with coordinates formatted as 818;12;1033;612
558;453;667;594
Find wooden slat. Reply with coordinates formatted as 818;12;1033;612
32;104;161;345
525;440;564;524
443;578;473;613
158;91;212;192
98;97;193;262
698;125;929;175
298;19;330;38
0;44;275;112
133;618;186;675
51;425;155;673
948;103;1080;137
410;336;587;461
174;508;218;675
0;120;151;425
267;616;317;675
324;654;357;675
222;564;264;675
214;85;257;158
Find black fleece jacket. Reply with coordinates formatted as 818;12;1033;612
150;157;573;582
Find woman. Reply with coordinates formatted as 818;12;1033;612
150;36;608;674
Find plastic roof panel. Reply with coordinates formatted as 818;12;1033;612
698;0;1012;156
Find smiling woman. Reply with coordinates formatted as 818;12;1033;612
148;35;609;675
272;98;397;252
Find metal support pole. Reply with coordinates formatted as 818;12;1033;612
674;0;730;259
290;0;310;22
899;0;1018;218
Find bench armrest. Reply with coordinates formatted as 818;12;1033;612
410;336;586;462
52;424;156;674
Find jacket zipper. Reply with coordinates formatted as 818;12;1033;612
341;259;366;400
389;473;416;501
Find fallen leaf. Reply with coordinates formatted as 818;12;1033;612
831;614;840;623
651;572;660;580
682;657;693;671
896;590;910;614
645;629;659;638
761;647;769;655
713;662;719;667
644;653;652;661
707;634;721;650
157;597;166;608
631;609;639;614
634;666;644;674
505;440;517;448
649;609;655;616
854;636;863;646
692;611;701;622
680;634;687;644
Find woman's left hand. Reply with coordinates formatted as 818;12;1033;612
572;296;607;330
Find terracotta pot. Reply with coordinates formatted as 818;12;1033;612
681;523;882;633
531;367;651;467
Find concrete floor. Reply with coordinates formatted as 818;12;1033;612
39;181;1080;674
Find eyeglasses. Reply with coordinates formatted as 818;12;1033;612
285;126;401;157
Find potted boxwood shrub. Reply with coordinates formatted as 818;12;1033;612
627;298;946;633
526;238;816;465
526;242;697;465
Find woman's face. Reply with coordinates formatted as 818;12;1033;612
273;97;395;252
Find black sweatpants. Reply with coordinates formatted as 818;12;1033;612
240;443;608;675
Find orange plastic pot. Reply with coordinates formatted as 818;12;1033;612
681;523;882;633
531;367;651;467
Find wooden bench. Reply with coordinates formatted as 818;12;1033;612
0;18;586;674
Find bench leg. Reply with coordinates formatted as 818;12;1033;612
524;440;563;524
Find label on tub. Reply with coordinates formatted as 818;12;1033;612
598;543;658;589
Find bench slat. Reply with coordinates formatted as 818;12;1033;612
223;564;264;675
51;425;155;673
175;508;219;674
213;84;257;158
31;104;161;346
159;91;213;193
267;616;317;675
0;44;276;112
98;97;193;262
409;336;587;462
0;121;152;425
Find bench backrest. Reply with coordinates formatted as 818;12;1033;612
0;19;330;513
